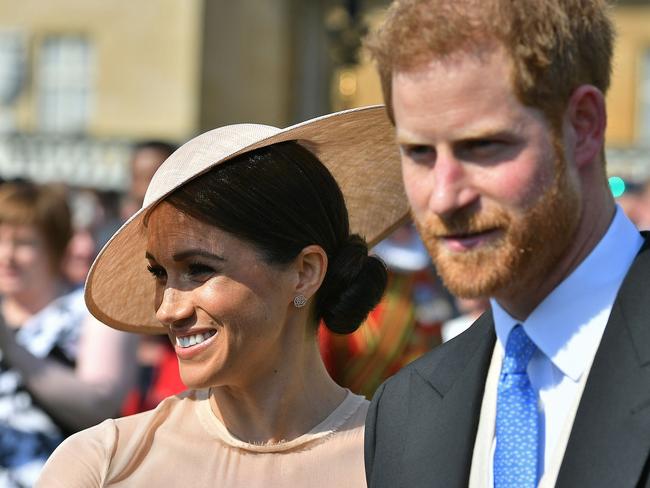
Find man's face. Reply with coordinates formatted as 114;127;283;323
392;48;582;300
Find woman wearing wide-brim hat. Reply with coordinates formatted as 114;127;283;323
36;106;408;487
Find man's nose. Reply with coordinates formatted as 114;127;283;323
427;150;479;218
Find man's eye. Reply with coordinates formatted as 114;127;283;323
401;144;435;162
146;264;166;280
465;139;504;155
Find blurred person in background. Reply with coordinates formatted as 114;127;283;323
319;223;453;399
0;181;137;487
61;188;104;289
120;140;178;221
60;227;96;288
117;140;186;416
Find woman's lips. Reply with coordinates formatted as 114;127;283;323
172;329;219;360
0;267;21;278
440;229;500;252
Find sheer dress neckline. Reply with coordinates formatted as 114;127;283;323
195;388;366;453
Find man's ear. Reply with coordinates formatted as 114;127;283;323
565;85;607;170
293;245;328;300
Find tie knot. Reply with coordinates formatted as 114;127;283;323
502;325;536;374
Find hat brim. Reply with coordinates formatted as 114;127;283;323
85;105;409;334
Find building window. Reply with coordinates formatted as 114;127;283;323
39;36;93;133
639;48;650;144
0;30;26;131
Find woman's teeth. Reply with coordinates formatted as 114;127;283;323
176;330;217;348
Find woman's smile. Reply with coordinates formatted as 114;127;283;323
176;329;217;348
172;328;219;360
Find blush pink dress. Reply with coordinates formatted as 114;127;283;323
36;388;369;487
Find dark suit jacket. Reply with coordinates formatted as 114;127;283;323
365;234;650;487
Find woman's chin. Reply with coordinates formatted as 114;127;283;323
178;368;223;390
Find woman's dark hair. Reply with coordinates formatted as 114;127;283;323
166;141;387;334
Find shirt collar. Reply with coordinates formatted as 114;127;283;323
492;206;643;381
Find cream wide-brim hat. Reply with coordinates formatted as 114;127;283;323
85;105;409;334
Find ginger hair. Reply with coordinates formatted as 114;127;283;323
365;0;615;128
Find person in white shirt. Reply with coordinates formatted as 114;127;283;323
363;1;650;487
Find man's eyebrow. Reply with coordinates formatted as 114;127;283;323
396;126;521;146
396;139;432;147
457;129;517;141
395;130;431;146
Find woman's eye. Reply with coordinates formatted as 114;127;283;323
146;264;166;280
187;263;215;280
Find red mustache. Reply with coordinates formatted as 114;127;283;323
415;207;511;239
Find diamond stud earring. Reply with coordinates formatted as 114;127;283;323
293;295;307;308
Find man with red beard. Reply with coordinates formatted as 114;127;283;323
363;1;650;487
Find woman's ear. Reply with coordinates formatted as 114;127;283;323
565;84;607;170
293;245;328;300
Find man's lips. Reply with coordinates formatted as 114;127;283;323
438;228;501;252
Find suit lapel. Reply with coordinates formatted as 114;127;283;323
401;312;496;487
556;235;650;487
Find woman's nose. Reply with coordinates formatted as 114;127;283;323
155;286;194;327
0;239;16;264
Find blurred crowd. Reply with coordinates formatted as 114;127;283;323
0;141;180;486
1;137;650;485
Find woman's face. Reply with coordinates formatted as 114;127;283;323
0;223;56;296
145;202;298;389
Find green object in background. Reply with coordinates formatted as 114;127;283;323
609;176;626;198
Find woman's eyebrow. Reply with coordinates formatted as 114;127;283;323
144;249;226;262
171;249;226;262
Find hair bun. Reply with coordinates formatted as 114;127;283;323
316;234;388;334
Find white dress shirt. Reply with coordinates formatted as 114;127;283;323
486;206;643;482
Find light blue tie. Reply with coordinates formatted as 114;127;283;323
494;325;539;488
